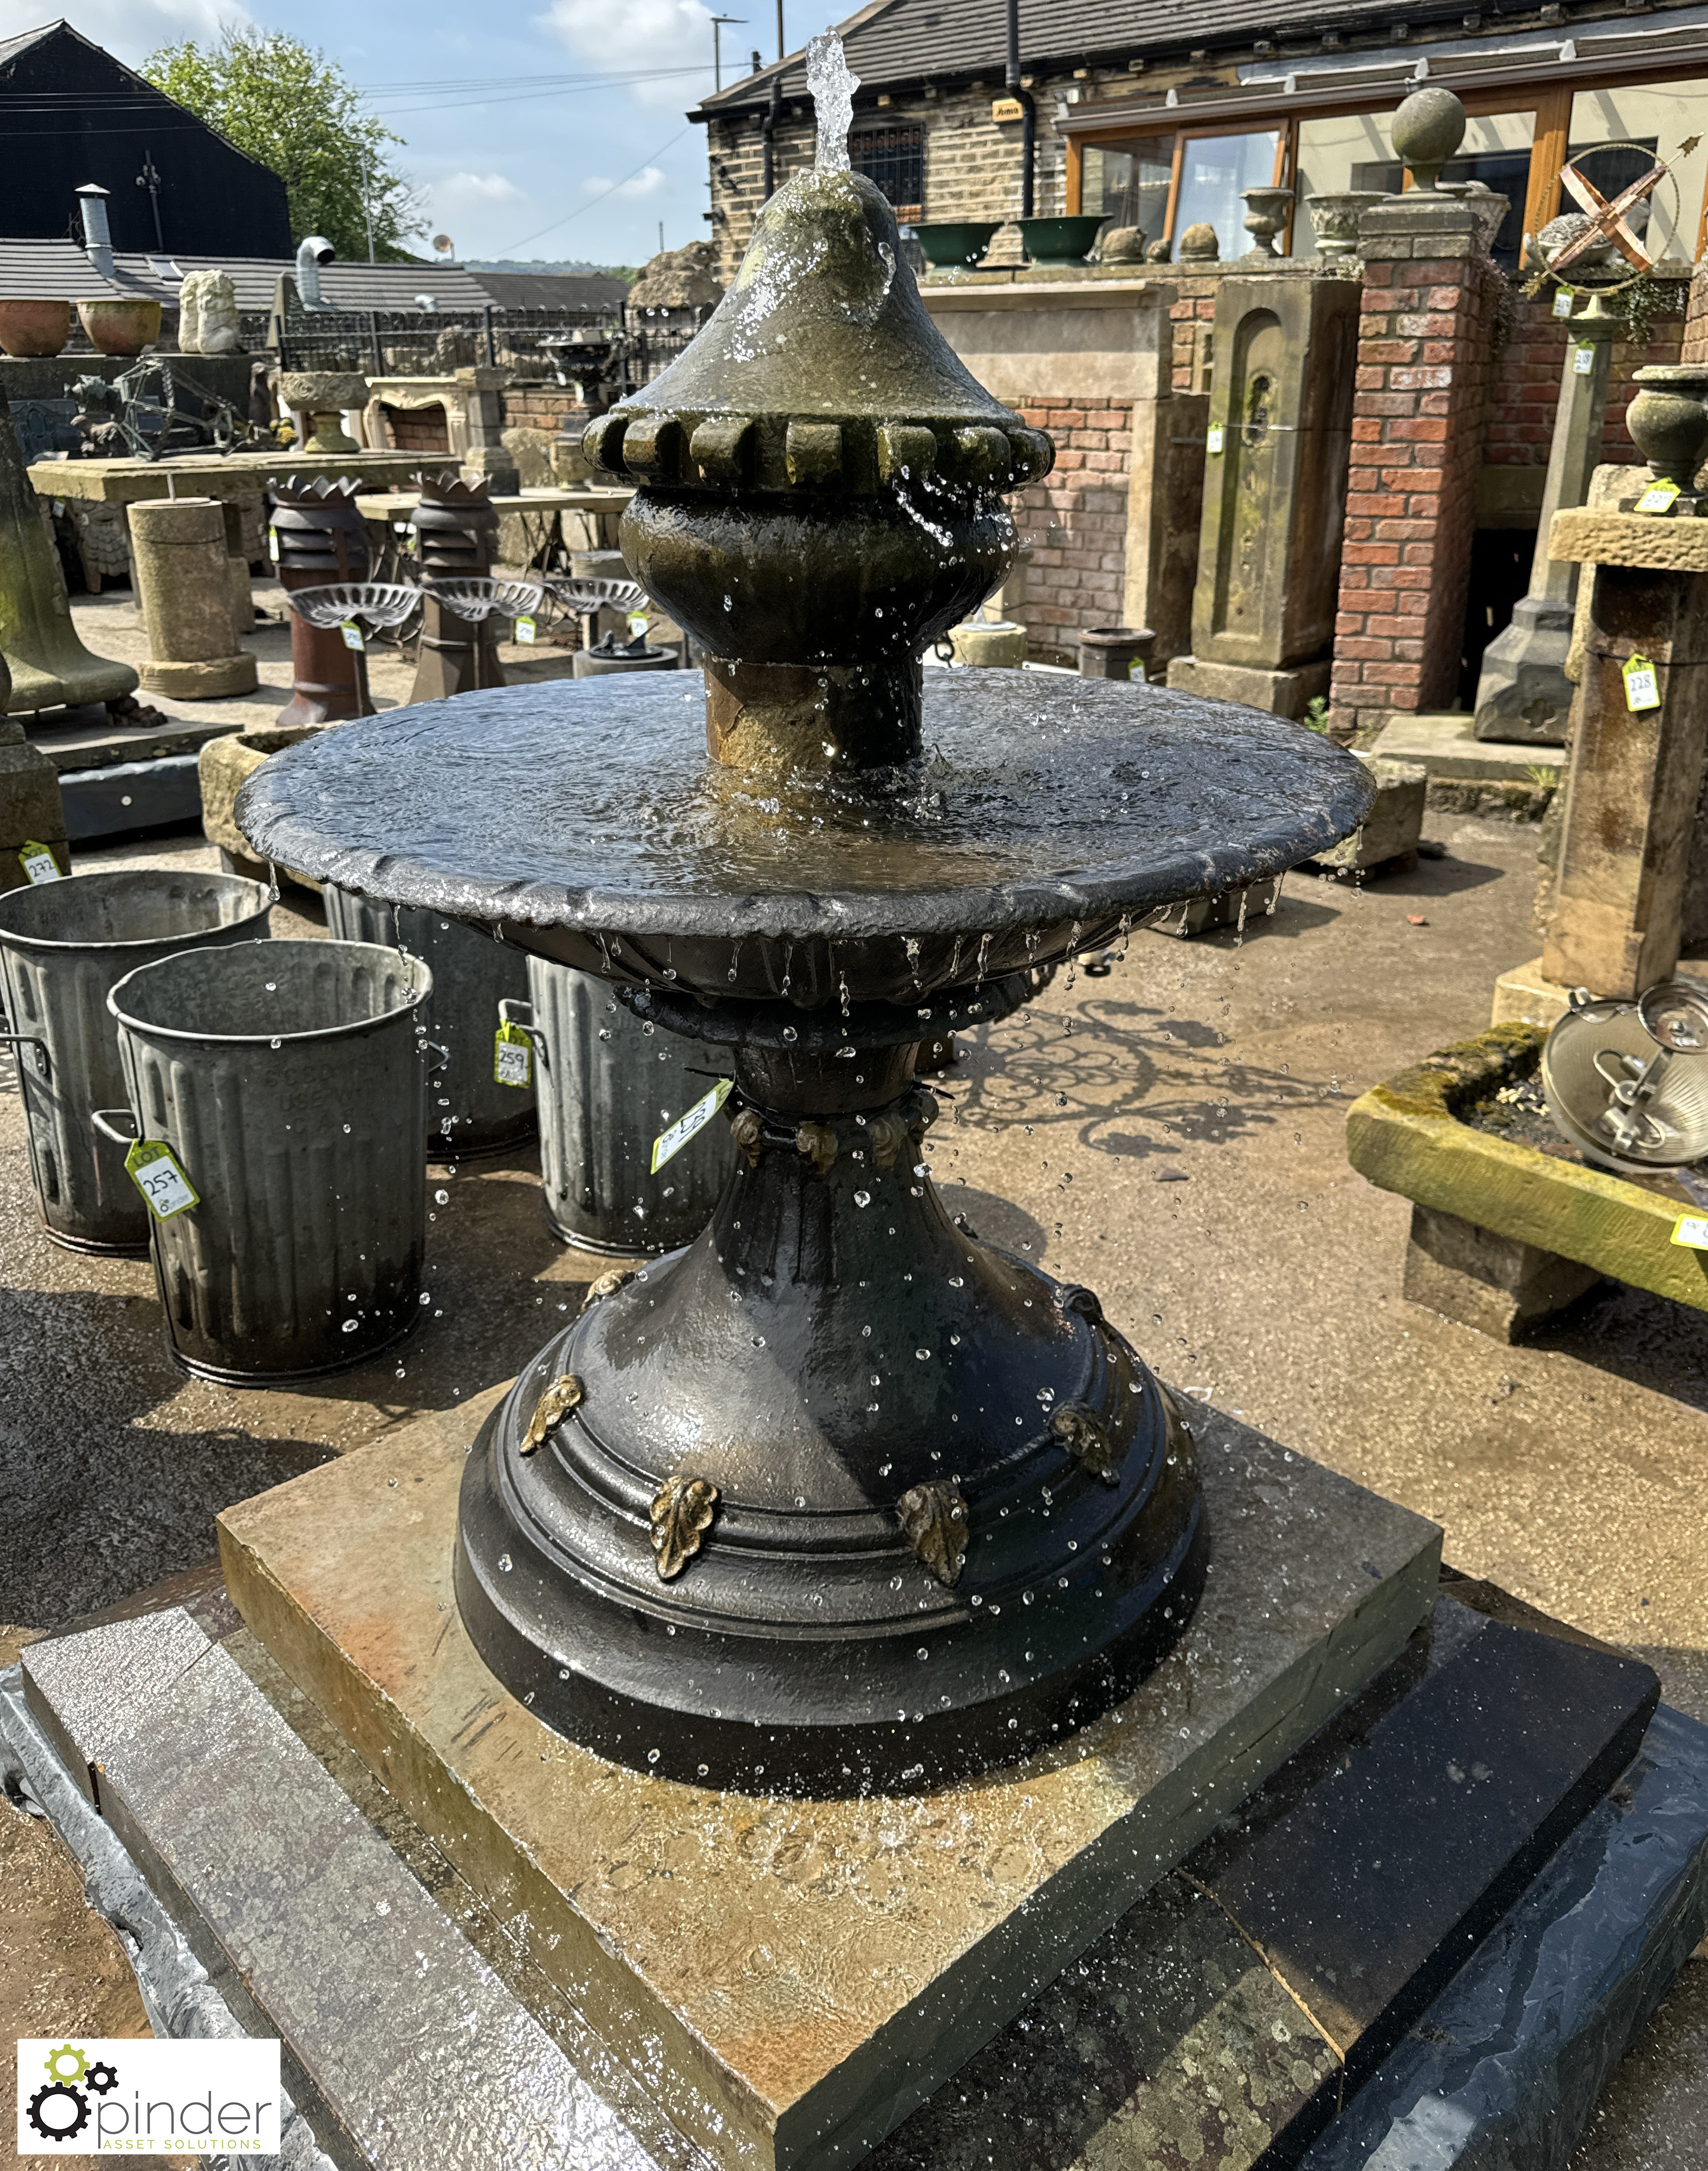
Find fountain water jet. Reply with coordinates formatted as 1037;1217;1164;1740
236;37;1373;1795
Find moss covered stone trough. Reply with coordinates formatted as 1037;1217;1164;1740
1346;1022;1708;1338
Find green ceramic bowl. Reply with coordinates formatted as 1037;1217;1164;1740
914;220;1002;269
1018;215;1106;268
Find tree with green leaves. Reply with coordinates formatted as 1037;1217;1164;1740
143;29;424;262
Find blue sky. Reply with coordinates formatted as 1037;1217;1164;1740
7;0;809;262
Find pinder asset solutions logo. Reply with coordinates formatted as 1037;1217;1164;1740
17;2038;281;2154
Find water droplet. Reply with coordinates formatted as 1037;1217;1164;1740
854;1189;872;1207
434;1188;449;1204
498;1553;513;1572
342;1318;359;1334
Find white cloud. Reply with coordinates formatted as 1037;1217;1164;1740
437;171;525;206
580;165;665;200
0;0;252;61
535;0;717;106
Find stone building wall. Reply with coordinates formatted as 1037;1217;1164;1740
705;79;1079;284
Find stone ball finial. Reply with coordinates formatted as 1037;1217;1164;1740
1178;222;1219;262
1391;87;1466;189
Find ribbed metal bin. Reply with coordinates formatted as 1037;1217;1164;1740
0;869;272;1253
515;957;733;1255
106;939;432;1383
323;886;534;1156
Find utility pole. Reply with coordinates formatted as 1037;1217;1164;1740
777;0;784;61
361;140;376;263
135;148;164;251
710;14;745;92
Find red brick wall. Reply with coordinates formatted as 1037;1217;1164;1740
1012;398;1133;664
1329;252;1504;740
1485;292;1685;469
501;387;592;432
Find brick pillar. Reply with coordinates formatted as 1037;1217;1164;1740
1328;196;1502;742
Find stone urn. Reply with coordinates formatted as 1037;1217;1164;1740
0;300;72;358
1389;86;1466;189
1625;367;1708;494
1306;190;1386;262
1241;186;1294;258
1441;180;1508;254
280;370;371;454
76;298;161;356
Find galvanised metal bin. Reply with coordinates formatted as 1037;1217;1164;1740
506;956;733;1256
324;886;534;1157
0;868;271;1252
105;938;432;1382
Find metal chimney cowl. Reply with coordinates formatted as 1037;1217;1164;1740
75;184;115;283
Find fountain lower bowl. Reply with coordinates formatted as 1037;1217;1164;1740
235;670;1373;1008
235;666;1368;1794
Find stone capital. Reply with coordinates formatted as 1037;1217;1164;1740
1357;196;1481;249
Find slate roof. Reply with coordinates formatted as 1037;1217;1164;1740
694;0;1691;110
0;242;505;311
464;270;628;310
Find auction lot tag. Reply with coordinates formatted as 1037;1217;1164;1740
1672;1214;1708;1250
1573;342;1596;375
1634;477;1681;515
1623;654;1661;711
1552;288;1574;318
514;614;537;643
493;1019;533;1088
267;524;280;560
17;841;60;884
652;1078;732;1173
339;619;366;651
1206;424;1225;455
124;1139;199;1219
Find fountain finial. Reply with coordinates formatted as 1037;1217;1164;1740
807;30;859;171
582;73;1053;774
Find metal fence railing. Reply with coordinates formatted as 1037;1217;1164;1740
275;305;706;399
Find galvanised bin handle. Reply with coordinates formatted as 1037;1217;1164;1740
92;1107;140;1144
0;1028;50;1080
421;1039;451;1076
498;996;548;1070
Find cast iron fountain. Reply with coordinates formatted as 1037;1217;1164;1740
236;35;1372;1796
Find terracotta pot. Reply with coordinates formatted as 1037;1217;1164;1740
0;300;72;357
76;298;162;357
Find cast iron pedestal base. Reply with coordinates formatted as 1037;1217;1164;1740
455;985;1206;1795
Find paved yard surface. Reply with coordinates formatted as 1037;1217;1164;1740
1;807;1703;2166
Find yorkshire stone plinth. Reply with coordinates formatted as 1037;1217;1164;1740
217;1403;1439;2171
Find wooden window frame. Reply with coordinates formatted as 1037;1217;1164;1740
1065;59;1708;264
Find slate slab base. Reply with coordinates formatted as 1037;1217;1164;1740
216;1400;1439;2171
12;1548;1708;2171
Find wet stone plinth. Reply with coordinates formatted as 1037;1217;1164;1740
216;1404;1438;2171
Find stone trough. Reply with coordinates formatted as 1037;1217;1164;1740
1346;1021;1708;1339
